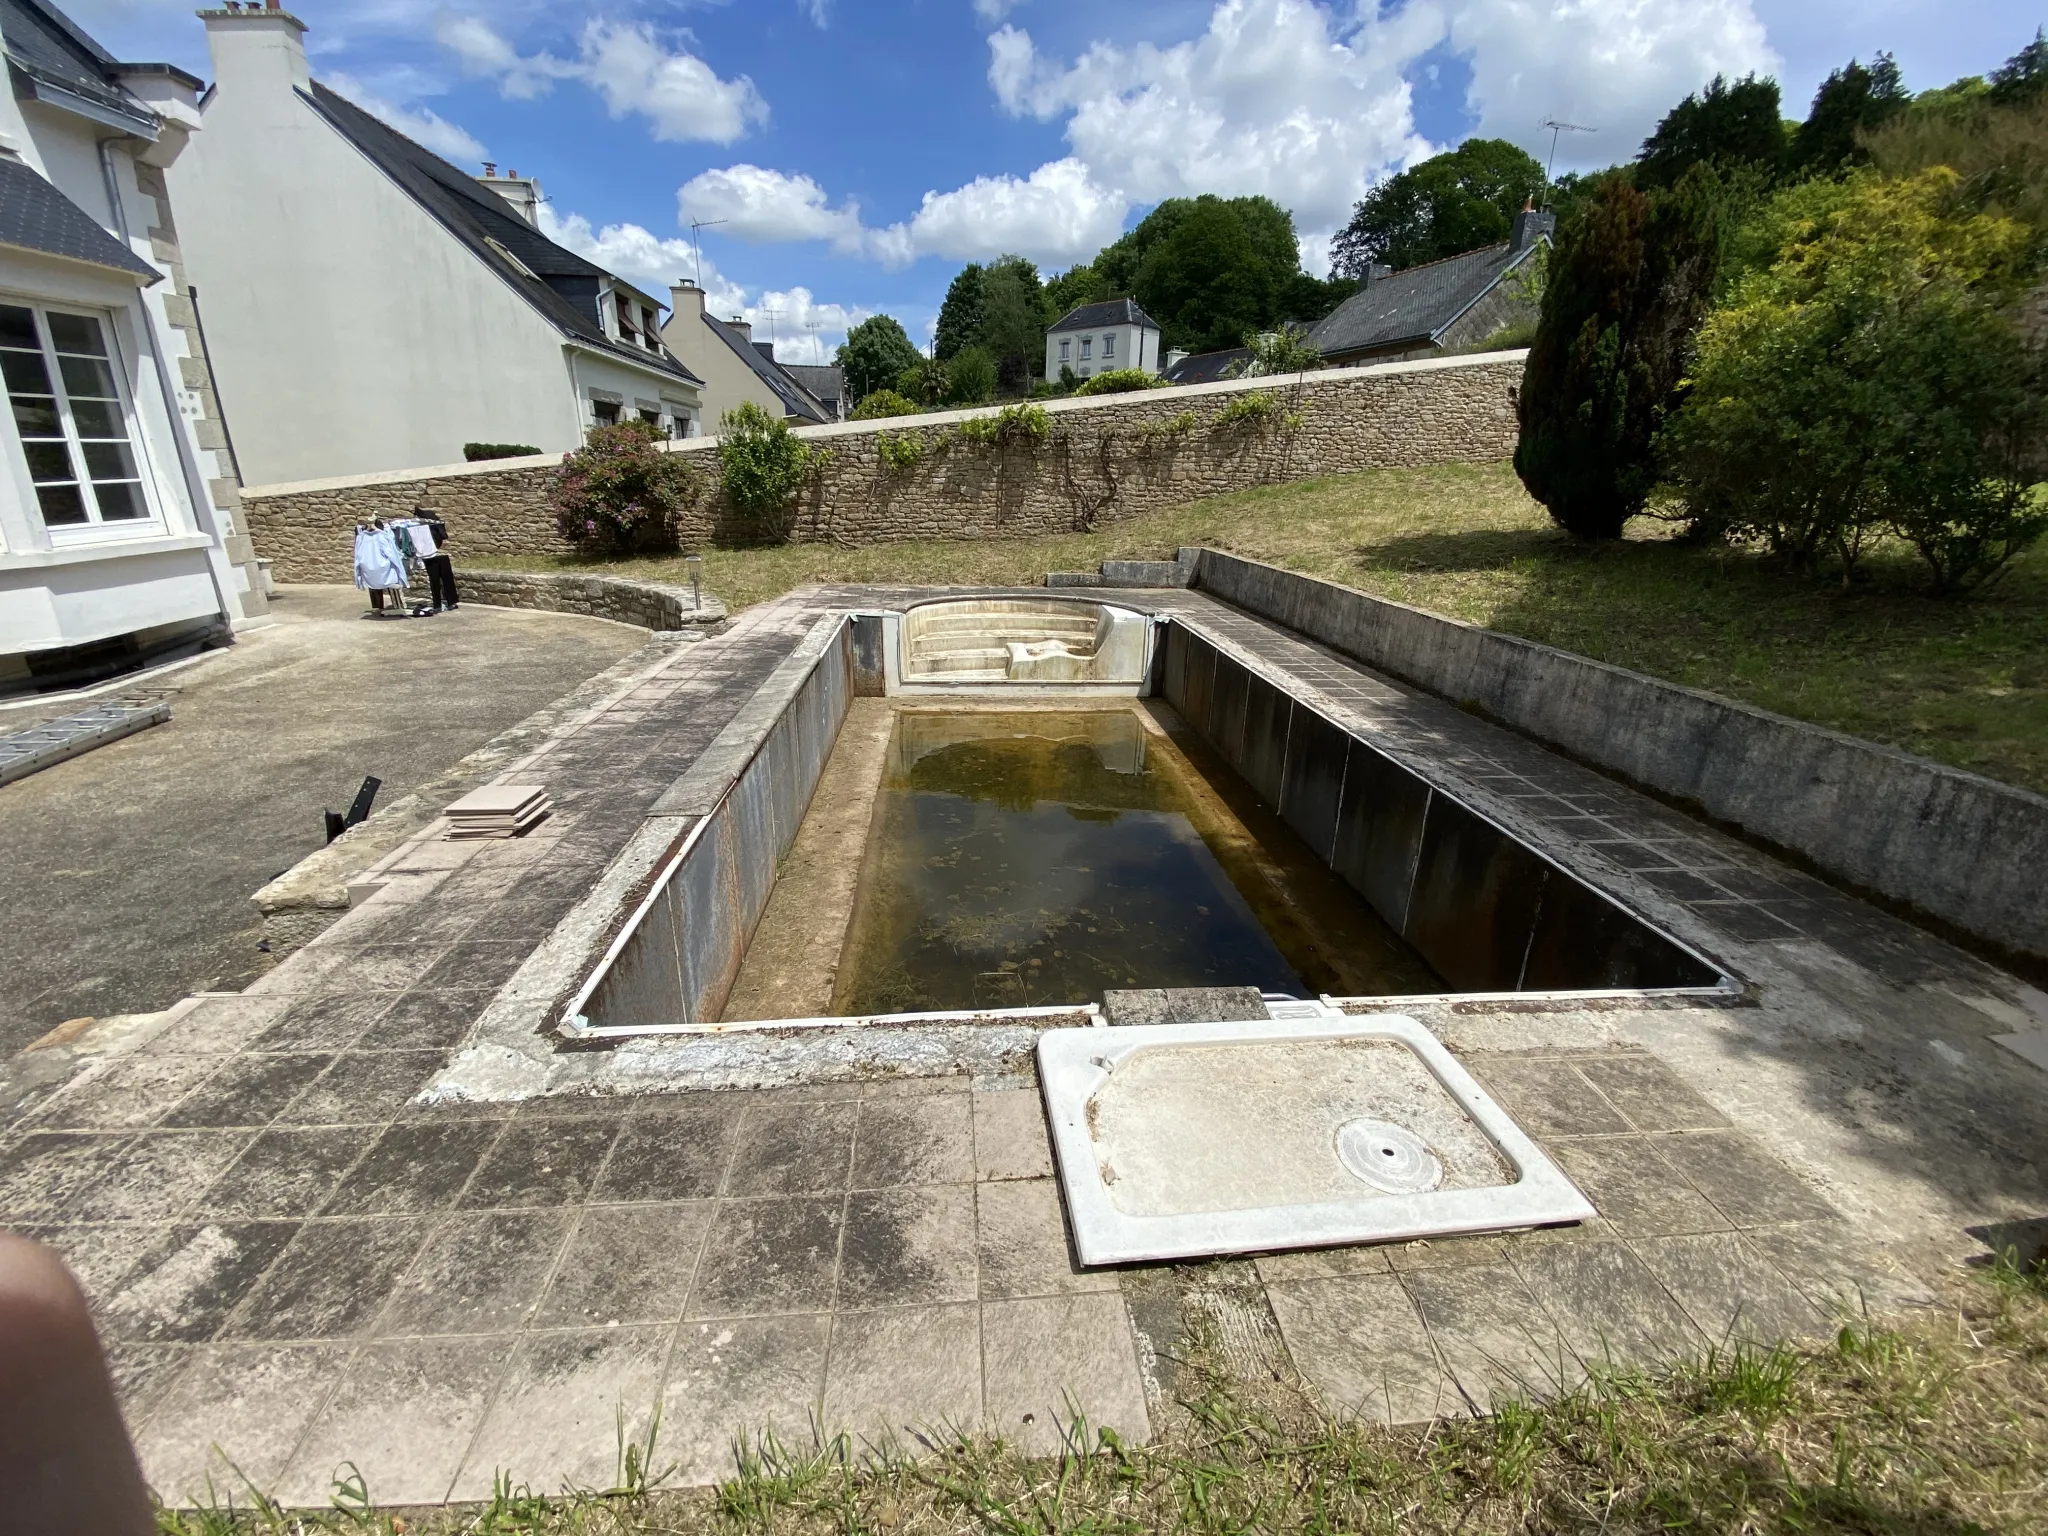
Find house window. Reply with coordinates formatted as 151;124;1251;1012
592;399;621;426
1102;332;1115;360
1060;338;1070;361
642;307;660;350
616;302;639;345
1;303;153;530
1080;337;1092;360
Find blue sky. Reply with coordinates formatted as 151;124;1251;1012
68;0;2042;362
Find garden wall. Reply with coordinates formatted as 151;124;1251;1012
241;353;1524;582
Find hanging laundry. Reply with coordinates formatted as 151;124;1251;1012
353;523;407;590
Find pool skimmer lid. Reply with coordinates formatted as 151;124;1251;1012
1038;1006;1593;1266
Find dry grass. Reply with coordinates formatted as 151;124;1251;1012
158;1260;2048;1535
470;462;2048;796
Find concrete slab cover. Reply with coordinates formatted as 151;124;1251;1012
1039;1009;1593;1265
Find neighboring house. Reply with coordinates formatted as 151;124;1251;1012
661;279;831;428
0;0;265;696
167;5;703;487
1161;346;1252;386
780;361;844;421
1045;298;1162;381
1308;207;1554;367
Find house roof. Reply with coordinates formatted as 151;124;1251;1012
303;82;701;388
0;0;159;136
1049;298;1160;335
1162;346;1250;386
702;316;828;423
0;155;160;280
1308;242;1537;358
781;362;843;406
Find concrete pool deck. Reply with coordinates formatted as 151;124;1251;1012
2;582;2044;1507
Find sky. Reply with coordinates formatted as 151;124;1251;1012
65;0;2043;364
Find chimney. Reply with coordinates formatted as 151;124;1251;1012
727;316;752;342
476;169;542;229
668;279;706;323
1365;263;1393;285
1164;348;1188;371
1511;200;1556;252
753;340;776;363
197;4;310;94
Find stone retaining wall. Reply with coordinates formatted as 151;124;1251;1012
244;353;1524;582
1191;548;2048;967
459;569;726;628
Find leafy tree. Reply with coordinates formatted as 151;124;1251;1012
1238;324;1324;376
1792;54;1908;175
1662;169;2046;589
1043;263;1108;318
1637;74;1786;189
979;256;1051;391
552;419;697;555
1277;270;1357;323
1330;139;1546;275
933;263;985;361
835;315;923;405
1132;198;1278;352
1990;27;2048;107
1515;168;1724;539
895;355;949;407
943;345;997;404
848;389;921;421
716;402;819;535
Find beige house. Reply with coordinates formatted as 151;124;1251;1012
662;280;831;431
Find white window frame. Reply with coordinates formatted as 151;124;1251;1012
1080;337;1092;360
1102;331;1115;360
0;297;164;542
1060;338;1070;361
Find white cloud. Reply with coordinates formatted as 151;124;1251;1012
1443;0;1779;168
536;206;866;366
324;70;487;162
871;157;1127;268
799;0;832;27
677;165;865;251
436;12;767;143
974;0;1024;22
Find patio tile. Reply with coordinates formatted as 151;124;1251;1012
281;1052;447;1126
1251;1244;1394;1284
148;996;293;1055
724;1103;855;1197
222;1216;436;1340
1468;1056;1631;1139
1511;1240;1705;1371
1399;1262;1582;1412
193;1127;367;1219
355;988;494;1050
972;1090;1053;1182
1745;1219;1937;1317
982;1293;1148;1454
22;1055;221;1131
459;1117;619;1209
0;1131;135;1221
160;1054;336;1130
451;1325;671;1500
536;1202;713;1327
592;1101;739;1203
70;1131;256;1222
837;1185;978;1308
1575;1057;1731;1132
1655;1132;1837;1226
99;1220;301;1343
1629;1231;1829;1345
976;1179;1118;1299
375;1209;571;1336
136;1342;352;1504
852;1096;975;1188
689;1197;843;1317
661;1314;831;1485
1550;1137;1731;1237
253;994;393;1053
1264;1275;1457;1424
821;1303;981;1451
321;1120;503;1216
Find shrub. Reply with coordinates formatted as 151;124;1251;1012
551;420;695;556
716;402;821;531
1238;325;1324;376
1136;410;1198;448
1214;389;1280;428
875;429;926;474
465;441;542;461
849;389;923;421
943;345;998;405
1663;169;2046;589
895;356;949;407
955;402;1052;447
1515;167;1723;540
1074;368;1164;396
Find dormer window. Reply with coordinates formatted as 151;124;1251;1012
640;305;659;350
617;301;639;345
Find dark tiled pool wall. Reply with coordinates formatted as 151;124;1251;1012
1161;623;1721;994
582;623;856;1029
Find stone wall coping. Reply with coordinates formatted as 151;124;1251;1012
239;351;1528;500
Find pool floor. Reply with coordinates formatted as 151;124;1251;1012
830;706;1440;1015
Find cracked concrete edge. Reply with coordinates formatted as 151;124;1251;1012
247;630;705;942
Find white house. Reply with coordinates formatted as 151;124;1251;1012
0;0;264;696
661;278;832;430
166;5;704;487
1045;298;1162;382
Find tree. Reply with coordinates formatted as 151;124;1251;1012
1330;139;1546;275
835;315;922;405
1043;262;1107;317
1662;169;2046;589
933;263;985;361
1637;74;1785;188
1515;167;1724;539
1127;198;1280;351
1990;27;2048;106
943;345;997;404
979;255;1050;391
1791;54;1908;175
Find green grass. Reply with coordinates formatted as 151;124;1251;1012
155;1258;2048;1534
468;461;2048;796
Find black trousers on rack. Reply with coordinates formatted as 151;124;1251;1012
426;555;458;610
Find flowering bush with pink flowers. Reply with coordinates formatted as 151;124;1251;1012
551;420;700;556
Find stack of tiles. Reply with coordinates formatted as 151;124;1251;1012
443;783;551;839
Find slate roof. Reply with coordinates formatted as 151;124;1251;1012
0;156;160;280
782;362;844;412
303;82;701;387
0;0;158;135
1308;242;1536;359
702;317;827;422
1049;297;1161;334
1162;346;1250;386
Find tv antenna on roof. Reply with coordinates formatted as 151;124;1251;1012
688;218;726;291
1538;119;1597;193
759;305;781;351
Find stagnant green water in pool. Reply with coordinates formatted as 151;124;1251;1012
833;708;1439;1014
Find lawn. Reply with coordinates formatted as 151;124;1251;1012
469;461;2048;796
158;1260;2048;1534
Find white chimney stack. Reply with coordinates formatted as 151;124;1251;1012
197;4;310;94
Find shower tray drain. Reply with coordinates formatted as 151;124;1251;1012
1038;1005;1594;1265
